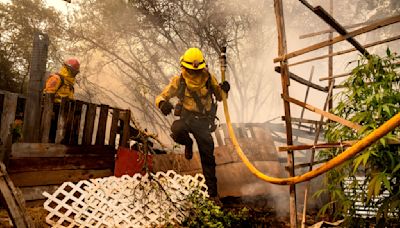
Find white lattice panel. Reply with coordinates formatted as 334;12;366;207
43;170;208;228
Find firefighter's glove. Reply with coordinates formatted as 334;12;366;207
219;81;230;93
159;101;173;116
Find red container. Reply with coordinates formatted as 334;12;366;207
114;147;153;177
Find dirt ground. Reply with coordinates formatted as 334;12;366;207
0;196;321;227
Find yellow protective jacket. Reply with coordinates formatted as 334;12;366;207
155;68;224;113
43;66;75;103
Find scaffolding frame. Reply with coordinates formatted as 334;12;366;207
272;1;400;227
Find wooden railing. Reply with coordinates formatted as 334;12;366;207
0;91;132;149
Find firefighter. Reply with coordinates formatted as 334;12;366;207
155;48;230;201
43;58;80;102
43;58;80;142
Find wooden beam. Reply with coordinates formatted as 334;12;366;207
11;143;116;158
278;141;357;151
109;109;120;146
282;95;362;131
320;60;400;81
274;0;297;227
279;138;400;151
273;14;400;63
281;116;325;125
299;16;397;39
290;34;400;67
312;5;370;56
275;66;328;92
285;159;329;171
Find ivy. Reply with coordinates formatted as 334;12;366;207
318;49;400;226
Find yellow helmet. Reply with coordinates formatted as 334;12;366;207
180;47;206;70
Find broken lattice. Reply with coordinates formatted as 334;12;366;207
43;170;208;228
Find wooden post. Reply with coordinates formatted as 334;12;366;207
328;0;334;112
22;32;49;142
301;81;334;228
273;0;297;227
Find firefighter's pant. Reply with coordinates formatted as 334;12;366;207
170;114;217;197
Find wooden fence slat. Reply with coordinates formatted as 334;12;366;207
55;99;70;144
70;101;83;145
109;109;120;146
120;110;131;147
0;93;18;165
40;94;54;143
64;100;76;144
0;92;18;148
96;105;109;145
82;103;97;145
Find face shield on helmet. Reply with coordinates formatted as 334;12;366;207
180;48;206;70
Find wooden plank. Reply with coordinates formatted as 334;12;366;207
290;35;400;67
313;5;369;56
109;109;120;146
278;141;356;152
298;66;314;132
8;156;114;173
55;98;70;144
70;100;83;145
22;33;49;143
299;16;396;39
95;104;109;145
0;162;33;227
274;0;297;227
82;103;97;145
275;66;328;92
283;95;362;131
11;143;116;158
10;169;113;187
282;116;324;125
0;92;18;149
285;159;329;171
63;100;76;144
120;110;131;147
273;14;400;63
40;94;54;143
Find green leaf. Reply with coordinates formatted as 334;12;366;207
392;163;400;174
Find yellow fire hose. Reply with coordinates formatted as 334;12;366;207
219;48;400;185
